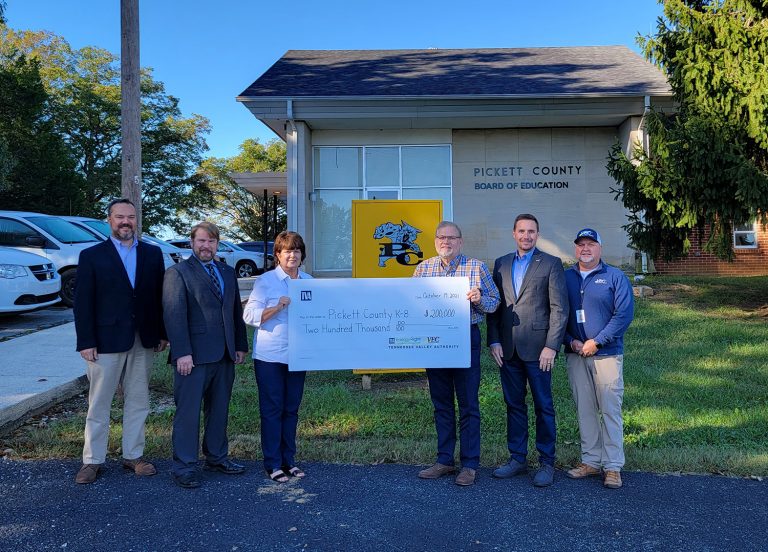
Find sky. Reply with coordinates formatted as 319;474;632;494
5;0;665;160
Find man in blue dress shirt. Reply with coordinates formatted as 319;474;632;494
487;214;568;487
74;199;167;484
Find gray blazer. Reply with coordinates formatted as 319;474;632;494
162;257;248;365
486;248;568;362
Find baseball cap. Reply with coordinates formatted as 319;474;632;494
574;228;602;244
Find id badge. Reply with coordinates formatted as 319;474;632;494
576;309;586;324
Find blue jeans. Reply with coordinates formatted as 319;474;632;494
499;353;556;466
253;359;306;472
426;324;482;469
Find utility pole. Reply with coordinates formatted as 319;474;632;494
121;0;142;233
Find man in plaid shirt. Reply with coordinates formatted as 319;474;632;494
413;221;500;486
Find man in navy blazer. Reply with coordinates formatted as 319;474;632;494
74;198;167;484
487;214;568;487
163;221;248;489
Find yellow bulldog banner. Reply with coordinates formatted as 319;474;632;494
351;200;442;278
351;199;442;380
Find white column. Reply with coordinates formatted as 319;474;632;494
285;121;313;271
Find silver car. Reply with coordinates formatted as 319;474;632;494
168;239;265;278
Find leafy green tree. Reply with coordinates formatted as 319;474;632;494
195;138;286;240
607;0;768;260
0;27;212;232
0;50;82;213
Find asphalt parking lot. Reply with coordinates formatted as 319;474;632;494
1;460;766;552
0;305;73;342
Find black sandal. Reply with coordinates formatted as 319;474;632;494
267;469;289;483
284;466;306;478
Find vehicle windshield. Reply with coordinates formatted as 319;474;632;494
70;222;103;240
82;220;111;237
26;216;99;244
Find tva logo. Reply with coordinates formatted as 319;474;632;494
373;220;424;267
300;291;312;301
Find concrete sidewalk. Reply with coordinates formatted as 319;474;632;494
0;322;86;433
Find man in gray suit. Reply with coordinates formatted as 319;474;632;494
163;221;249;488
487;214;568;487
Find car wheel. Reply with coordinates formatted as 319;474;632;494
236;260;257;278
60;268;77;308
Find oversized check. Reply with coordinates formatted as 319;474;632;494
287;277;471;371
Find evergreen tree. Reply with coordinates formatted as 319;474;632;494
607;0;768;260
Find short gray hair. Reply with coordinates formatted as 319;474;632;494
435;221;461;238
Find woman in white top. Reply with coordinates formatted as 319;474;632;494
243;231;312;483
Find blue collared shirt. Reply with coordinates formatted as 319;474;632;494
109;236;138;288
195;255;224;293
512;248;535;297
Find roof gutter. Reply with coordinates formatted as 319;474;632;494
236;91;672;103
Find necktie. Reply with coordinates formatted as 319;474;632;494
205;263;222;301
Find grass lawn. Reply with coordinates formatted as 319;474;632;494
4;275;767;476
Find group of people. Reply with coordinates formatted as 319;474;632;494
73;198;634;491
74;198;308;488
415;215;634;488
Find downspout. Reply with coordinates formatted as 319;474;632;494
639;95;651;157
287;99;298;231
639;95;651;274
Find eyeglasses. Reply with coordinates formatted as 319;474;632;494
435;235;461;242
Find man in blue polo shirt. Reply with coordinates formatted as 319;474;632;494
563;228;634;489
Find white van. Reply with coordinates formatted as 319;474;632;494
0;247;61;314
0;211;101;307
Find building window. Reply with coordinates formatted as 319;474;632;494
313;145;452;271
733;221;757;249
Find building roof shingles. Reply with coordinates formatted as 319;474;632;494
239;46;671;99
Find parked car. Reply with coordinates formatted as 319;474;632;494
167;239;265;278
237;241;275;270
0;246;62;315
0;211;102;307
62;216;185;268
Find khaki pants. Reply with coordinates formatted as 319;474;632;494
82;335;154;464
566;353;625;471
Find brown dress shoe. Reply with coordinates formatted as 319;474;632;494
566;463;601;479
123;457;157;476
604;470;623;489
418;463;456;479
75;464;101;484
455;467;476;486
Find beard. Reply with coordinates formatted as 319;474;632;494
113;224;135;241
194;247;214;262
